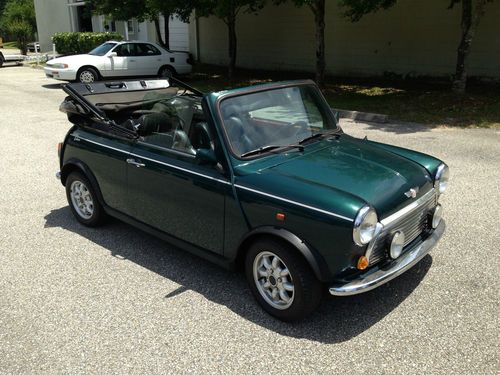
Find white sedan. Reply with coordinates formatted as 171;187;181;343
44;40;193;83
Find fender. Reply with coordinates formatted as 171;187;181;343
60;158;106;206
237;226;332;282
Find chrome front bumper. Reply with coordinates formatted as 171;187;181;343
329;220;445;296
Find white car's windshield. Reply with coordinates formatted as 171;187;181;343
89;42;117;56
219;84;340;158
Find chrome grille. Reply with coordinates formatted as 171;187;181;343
368;190;438;265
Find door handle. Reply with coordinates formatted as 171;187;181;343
126;158;145;167
129;59;136;62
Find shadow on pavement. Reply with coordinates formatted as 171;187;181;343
44;206;432;343
356;120;436;135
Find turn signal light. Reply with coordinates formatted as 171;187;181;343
57;142;63;158
357;256;369;270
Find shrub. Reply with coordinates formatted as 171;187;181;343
52;32;123;55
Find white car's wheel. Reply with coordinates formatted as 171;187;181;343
158;65;176;78
78;67;99;83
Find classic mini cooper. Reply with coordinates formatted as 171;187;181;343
56;78;448;321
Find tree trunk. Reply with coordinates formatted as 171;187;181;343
313;0;326;88
163;13;170;50
227;12;237;81
154;17;166;48
452;0;488;94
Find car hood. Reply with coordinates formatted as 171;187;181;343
47;54;98;66
242;135;434;218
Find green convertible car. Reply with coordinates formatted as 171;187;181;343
56;78;448;321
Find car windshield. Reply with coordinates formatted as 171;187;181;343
88;42;117;56
219;84;339;158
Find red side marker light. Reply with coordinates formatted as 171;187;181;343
276;213;286;221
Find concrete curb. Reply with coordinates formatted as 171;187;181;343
333;108;389;124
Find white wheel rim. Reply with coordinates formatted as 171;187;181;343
70;180;94;219
79;70;95;83
253;251;295;310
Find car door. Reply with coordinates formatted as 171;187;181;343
126;131;230;254
106;43;138;77
135;43;163;76
61;81;139;217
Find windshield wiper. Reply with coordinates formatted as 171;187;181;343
240;144;304;158
299;130;341;145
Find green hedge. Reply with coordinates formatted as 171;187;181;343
52;32;123;55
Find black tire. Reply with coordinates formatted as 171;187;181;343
65;171;105;227
245;238;323;321
77;67;99;83
158;65;176;78
0;54;4;68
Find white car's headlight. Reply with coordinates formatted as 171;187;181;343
353;206;378;246
435;163;449;194
50;63;68;69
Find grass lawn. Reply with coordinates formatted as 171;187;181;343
184;64;500;128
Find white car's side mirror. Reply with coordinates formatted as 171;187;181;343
108;52;117;58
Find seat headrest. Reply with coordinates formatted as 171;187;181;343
191;122;214;150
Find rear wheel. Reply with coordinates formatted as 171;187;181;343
158;65;176;78
245;238;322;321
77;67;99;83
65;171;105;226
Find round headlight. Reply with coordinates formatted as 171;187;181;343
353;206;378;246
390;231;405;259
435;164;449;194
432;204;443;229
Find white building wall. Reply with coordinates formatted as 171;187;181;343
160;16;190;51
194;1;500;78
34;0;73;52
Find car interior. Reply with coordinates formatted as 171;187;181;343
73;86;213;156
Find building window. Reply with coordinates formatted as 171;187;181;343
104;21;116;32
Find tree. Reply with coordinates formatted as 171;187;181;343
88;0;194;50
196;0;267;80
339;0;495;94
448;0;493;93
275;0;327;87
147;0;195;49
0;0;37;55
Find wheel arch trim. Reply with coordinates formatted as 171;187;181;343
236;226;332;282
61;159;105;206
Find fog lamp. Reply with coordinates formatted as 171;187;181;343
432;204;443;229
390;231;405;259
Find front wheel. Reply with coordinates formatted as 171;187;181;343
65;171;105;226
245;238;322;321
77;67;99;83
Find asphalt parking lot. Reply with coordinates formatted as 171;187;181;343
0;66;498;374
